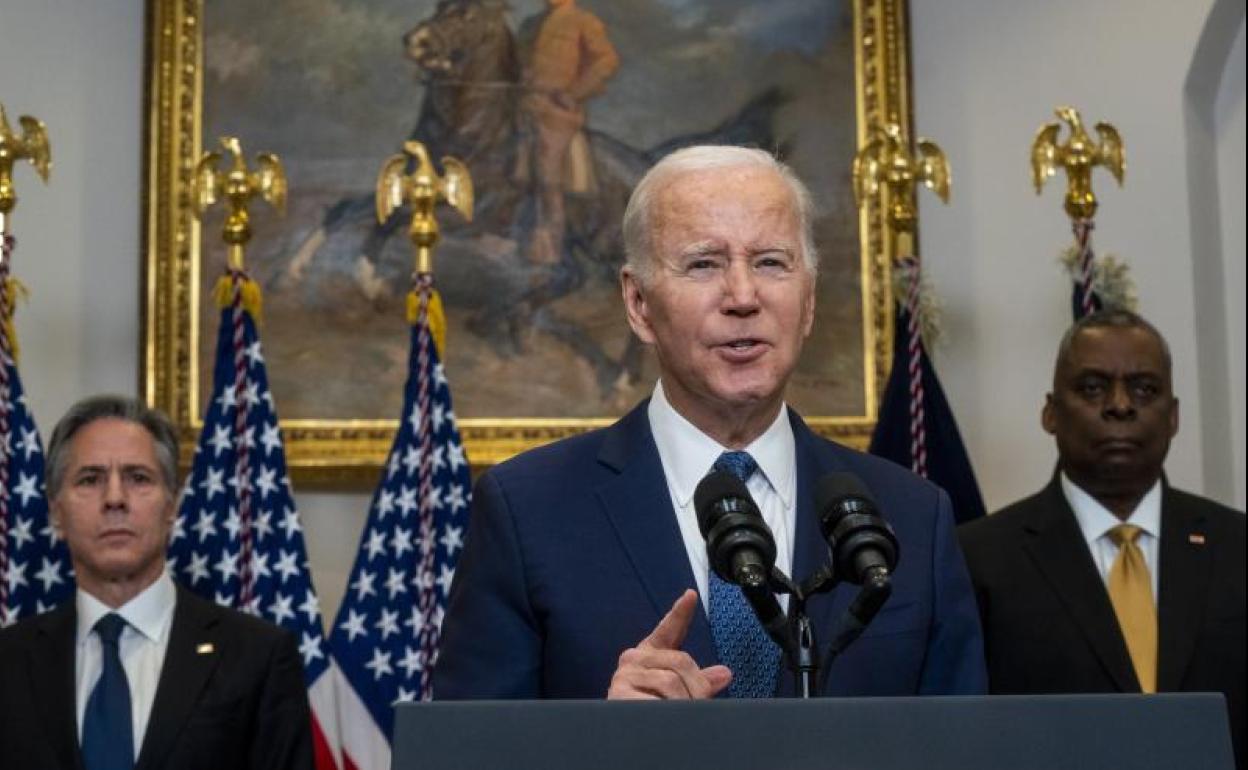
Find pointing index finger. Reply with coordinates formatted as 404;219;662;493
640;589;700;651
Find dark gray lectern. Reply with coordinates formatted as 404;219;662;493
392;694;1234;770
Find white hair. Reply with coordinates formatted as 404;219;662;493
621;145;819;283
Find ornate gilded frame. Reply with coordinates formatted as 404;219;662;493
142;0;912;487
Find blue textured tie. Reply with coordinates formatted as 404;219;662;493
82;613;134;770
708;451;780;698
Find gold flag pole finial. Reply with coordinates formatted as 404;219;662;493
852;123;950;258
192;136;287;271
0;103;52;244
375;140;474;276
1031;106;1124;221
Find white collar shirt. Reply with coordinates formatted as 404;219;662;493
1062;472;1162;598
648;380;797;612
75;570;177;753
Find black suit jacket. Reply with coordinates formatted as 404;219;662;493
0;584;314;770
959;477;1246;768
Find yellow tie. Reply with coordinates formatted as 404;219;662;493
1107;524;1157;693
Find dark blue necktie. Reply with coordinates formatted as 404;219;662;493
82;613;134;770
707;451;780;698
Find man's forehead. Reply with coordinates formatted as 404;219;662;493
67;418;160;464
1062;326;1169;375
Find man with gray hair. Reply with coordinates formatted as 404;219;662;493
0;394;314;770
434;145;985;699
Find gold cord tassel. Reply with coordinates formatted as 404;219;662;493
1;276;29;364
407;288;446;360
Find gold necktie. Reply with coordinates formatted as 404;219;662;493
1107;524;1157;693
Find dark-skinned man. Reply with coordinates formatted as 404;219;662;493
959;309;1245;768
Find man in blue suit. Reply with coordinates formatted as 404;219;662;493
433;145;986;699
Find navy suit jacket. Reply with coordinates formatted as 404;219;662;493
0;585;314;770
433;402;986;698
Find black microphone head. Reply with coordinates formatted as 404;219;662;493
693;470;753;538
815;472;878;529
814;472;899;584
694;469;775;584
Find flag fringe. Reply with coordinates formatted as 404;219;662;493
213;274;264;323
892;265;943;348
407;288;446;358
1059;245;1137;311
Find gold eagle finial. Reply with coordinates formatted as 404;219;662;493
375;140;473;275
193;136;287;269
0;103;52;224
1031;106;1124;220
853;123;950;255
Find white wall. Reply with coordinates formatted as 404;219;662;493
911;0;1247;511
3;0;1244;627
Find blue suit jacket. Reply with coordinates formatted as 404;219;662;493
433;402;986;698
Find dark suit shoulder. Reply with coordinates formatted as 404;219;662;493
960;487;1053;544
173;584;294;645
0;601;74;649
1165;487;1245;529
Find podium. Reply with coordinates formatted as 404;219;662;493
392;693;1234;770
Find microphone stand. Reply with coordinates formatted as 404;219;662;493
765;568;822;698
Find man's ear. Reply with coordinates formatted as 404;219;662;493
49;500;65;540
1041;393;1057;436
620;267;656;345
1168;396;1180;438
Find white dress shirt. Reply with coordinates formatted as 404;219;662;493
75;570;177;753
1062;472;1162;598
648;380;797;611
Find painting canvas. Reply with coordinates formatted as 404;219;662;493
146;0;911;482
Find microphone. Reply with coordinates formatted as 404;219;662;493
694;471;792;658
815;473;899;587
694;471;777;589
814;473;900;694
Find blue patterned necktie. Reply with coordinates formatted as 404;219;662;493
708;451;780;698
82;613;134;770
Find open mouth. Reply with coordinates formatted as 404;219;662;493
716;339;767;360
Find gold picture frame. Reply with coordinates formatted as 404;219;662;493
142;0;911;488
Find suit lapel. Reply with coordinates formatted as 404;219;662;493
594;402;717;666
135;588;223;770
1156;487;1213;691
788;413;843;652
1021;479;1139;692
30;604;84;770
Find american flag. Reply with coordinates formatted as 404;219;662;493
1;235;75;626
167;271;341;769
330;278;471;770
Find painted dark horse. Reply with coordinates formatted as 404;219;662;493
287;0;788;395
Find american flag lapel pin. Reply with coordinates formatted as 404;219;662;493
1188;533;1206;546
197;642;215;655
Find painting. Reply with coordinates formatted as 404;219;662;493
144;0;913;485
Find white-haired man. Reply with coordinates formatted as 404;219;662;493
434;145;985;699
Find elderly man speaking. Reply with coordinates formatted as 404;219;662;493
433;145;985;700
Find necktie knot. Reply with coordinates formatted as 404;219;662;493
1108;523;1142;548
94;613;127;647
714;451;757;483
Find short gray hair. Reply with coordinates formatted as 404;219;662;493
622;145;819;282
45;394;180;499
1054;308;1173;381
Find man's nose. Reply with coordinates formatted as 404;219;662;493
1102;380;1135;419
722;259;760;313
103;470;126;510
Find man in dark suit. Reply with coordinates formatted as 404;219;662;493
433;145;986;700
959;310;1245;767
0;395;313;770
